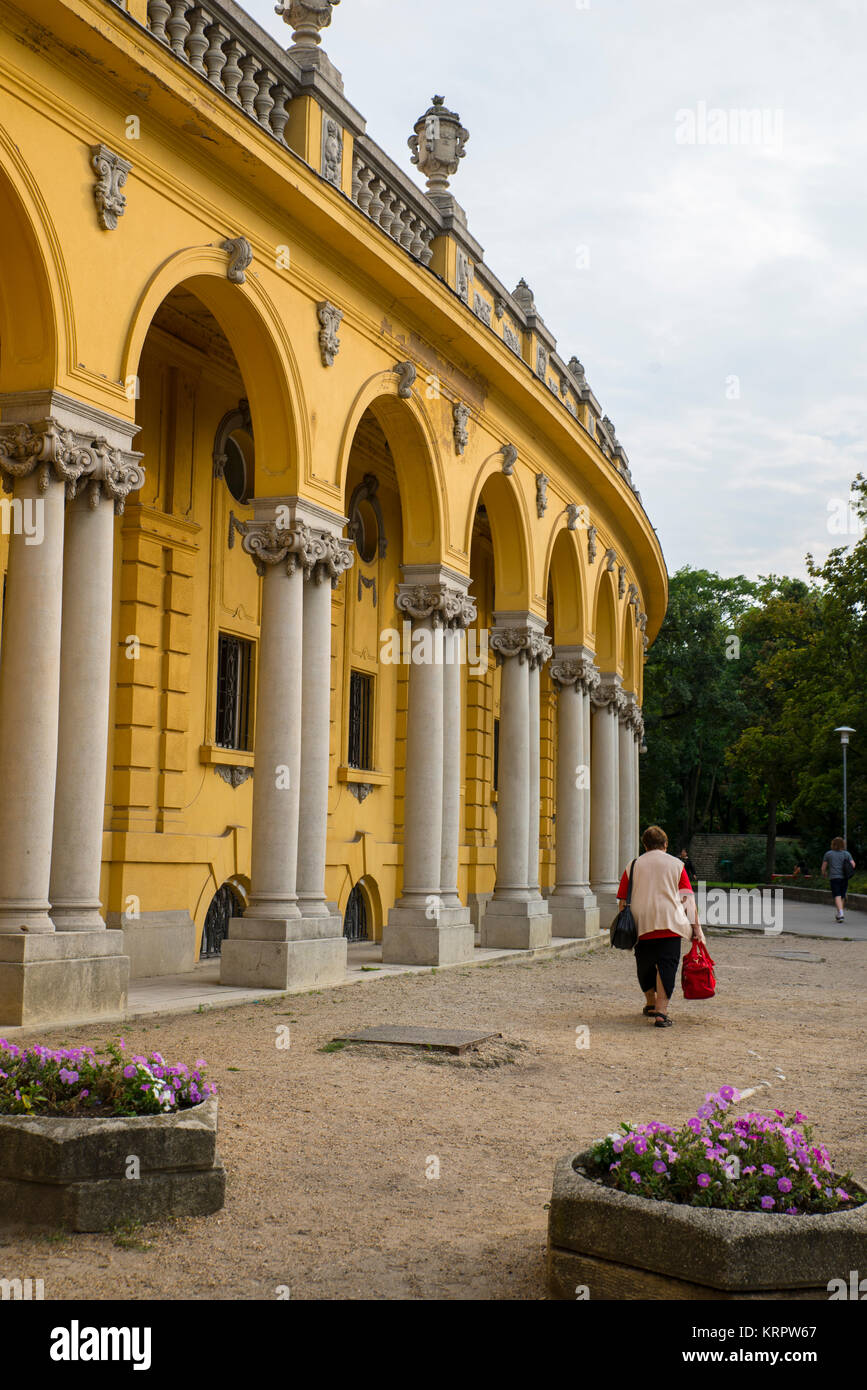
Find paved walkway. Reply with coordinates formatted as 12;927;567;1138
4;933;600;1038
762;896;867;941
5;896;862;1038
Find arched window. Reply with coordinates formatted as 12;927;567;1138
201;882;245;958
213;399;254;504
343;882;369;942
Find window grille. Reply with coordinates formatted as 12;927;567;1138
216;633;253;750
343;882;369;942
348;669;373;770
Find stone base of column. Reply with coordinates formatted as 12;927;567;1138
592;886;621;921
382;905;475;966
220;917;347;990
547;892;602;939
0;930;129;1027
480;898;552;950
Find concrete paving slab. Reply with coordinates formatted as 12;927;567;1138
331;1025;500;1053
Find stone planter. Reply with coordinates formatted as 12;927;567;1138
0;1096;225;1232
547;1150;867;1300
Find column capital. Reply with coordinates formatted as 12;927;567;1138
396;565;476;629
0;392;143;504
0;418;95;496
229;512;314;577
305;528;354;587
550;646;601;694
591;671;626;713
242;496;355;587
490;612;551;670
82;440;145;514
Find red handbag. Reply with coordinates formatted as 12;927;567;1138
682;938;716;1000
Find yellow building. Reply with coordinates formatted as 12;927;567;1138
0;0;667;1026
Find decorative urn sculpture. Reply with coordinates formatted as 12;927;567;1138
275;0;340;50
409;96;469;209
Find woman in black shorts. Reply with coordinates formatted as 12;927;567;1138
822;837;856;923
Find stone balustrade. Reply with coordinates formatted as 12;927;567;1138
146;0;294;145
140;0;643;505
351;139;438;267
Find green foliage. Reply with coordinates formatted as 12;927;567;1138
644;483;867;861
642;569;762;845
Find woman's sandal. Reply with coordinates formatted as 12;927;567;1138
654;1012;673;1028
642;1004;657;1016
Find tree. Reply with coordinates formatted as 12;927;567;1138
725;579;820;879
642;569;761;846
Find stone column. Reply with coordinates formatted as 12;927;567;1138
481;613;552;950
0;402;131;1027
440;582;476;913
295;517;353;931
527;656;542;898
221;505;346;990
634;708;644;847
616;695;636;878
590;673;624;917
547;649;601;937
383;566;475;966
51;445;145;930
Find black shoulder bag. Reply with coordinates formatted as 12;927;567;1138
610;859;638;950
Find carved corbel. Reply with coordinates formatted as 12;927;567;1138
91;145;131;231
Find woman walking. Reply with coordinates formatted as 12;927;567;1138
821;837;856;923
616;824;704;1028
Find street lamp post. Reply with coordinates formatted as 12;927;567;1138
834;726;856;845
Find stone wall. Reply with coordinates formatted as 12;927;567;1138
689;833;800;879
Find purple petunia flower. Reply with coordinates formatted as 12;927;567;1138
761;1196;775;1210
836;1189;850;1201
696;1174;710;1188
762;1164;776;1177
123;1064;137;1079
778;1177;792;1193
653;1160;667;1175
630;1171;642;1184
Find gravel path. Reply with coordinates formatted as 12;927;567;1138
2;932;865;1301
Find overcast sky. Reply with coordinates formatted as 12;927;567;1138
247;0;867;581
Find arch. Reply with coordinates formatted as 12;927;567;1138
339;873;383;942
336;373;445;563
122;247;305;492
592;566;620;671
0;135;71;391
622;613;638;693
466;466;533;610
543;521;587;647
